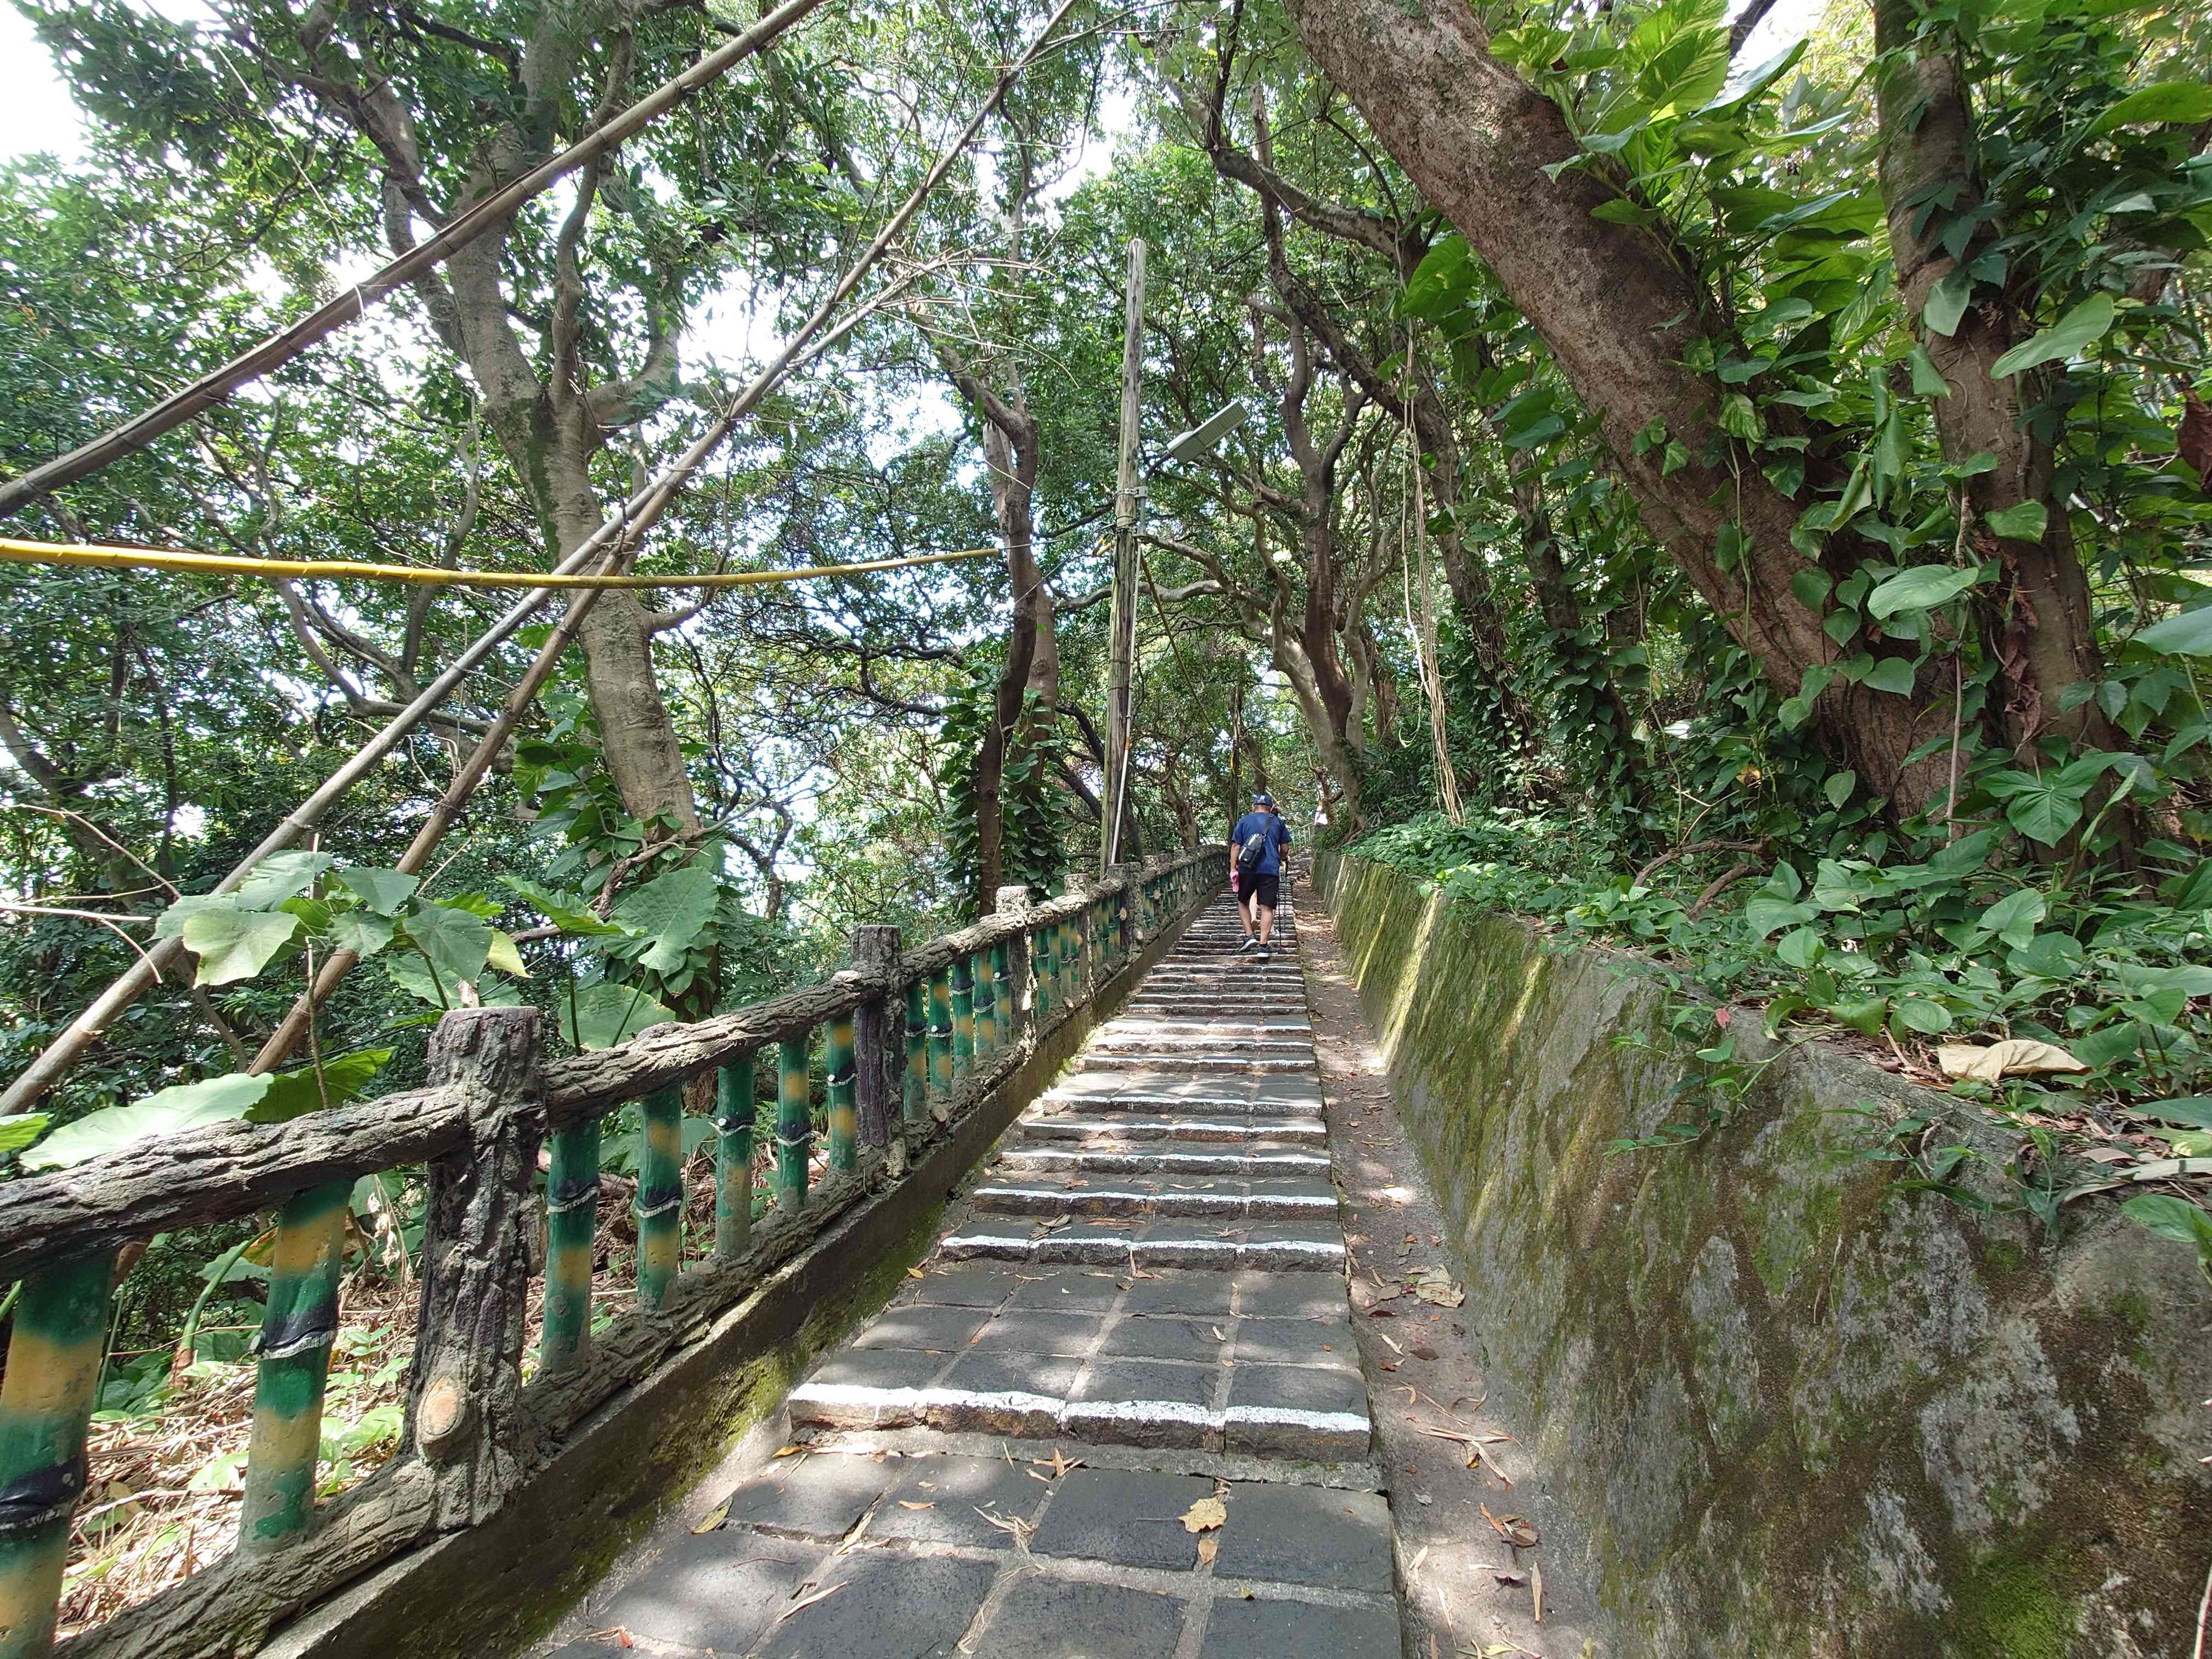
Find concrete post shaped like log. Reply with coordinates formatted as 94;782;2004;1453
850;924;901;1157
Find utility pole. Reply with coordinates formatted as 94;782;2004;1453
1102;236;1146;874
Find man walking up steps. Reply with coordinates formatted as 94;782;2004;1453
1228;792;1291;961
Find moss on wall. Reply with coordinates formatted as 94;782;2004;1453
1318;854;2212;1658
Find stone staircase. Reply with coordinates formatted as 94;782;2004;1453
555;891;1400;1658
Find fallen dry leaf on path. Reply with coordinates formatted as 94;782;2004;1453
691;1500;730;1534
1181;1497;1227;1533
1533;1558;1545;1622
1936;1039;2087;1081
898;1501;934;1510
1197;1534;1219;1564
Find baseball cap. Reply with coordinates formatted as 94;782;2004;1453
1253;792;1273;806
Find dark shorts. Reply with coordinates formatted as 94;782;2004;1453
1242;873;1280;909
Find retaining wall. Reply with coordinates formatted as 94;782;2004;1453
1316;851;2210;1658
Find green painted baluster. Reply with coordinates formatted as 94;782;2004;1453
1033;922;1052;1020
239;1181;348;1550
714;1057;755;1260
0;1251;111;1659
904;980;928;1125
541;1117;600;1373
636;1085;683;1311
825;1011;859;1173
1058;918;1074;1005
775;1037;811;1211
950;956;974;1082
990;939;1012;1045
970;945;996;1063
927;967;954;1102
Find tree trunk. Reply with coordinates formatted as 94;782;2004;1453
1872;0;2114;759
1279;0;1951;811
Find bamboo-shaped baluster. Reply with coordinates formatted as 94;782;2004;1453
970;945;995;1063
904;980;928;1125
825;1011;858;1173
239;1181;348;1550
1033;921;1053;1020
775;1037;811;1211
636;1085;683;1311
1058;917;1074;1006
715;1057;755;1260
950;956;974;1083
990;939;1013;1043
928;966;954;1102
541;1117;600;1373
0;1251;112;1659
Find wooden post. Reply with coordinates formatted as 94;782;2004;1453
775;1037;810;1211
0;1252;112;1659
1102;237;1146;876
713;1056;755;1260
635;1085;683;1309
408;1005;545;1530
850;925;901;1151
239;1181;348;1550
995;886;1031;1042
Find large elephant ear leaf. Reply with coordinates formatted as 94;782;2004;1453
500;876;629;938
402;900;493;990
183;905;302;986
233;850;337;907
20;1074;270;1170
558;981;675;1049
614;865;720;972
250;1049;394;1123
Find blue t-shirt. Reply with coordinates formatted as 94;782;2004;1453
1230;812;1290;876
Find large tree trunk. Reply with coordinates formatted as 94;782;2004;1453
1279;0;1949;811
1873;0;2113;759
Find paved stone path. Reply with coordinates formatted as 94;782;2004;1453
546;892;1400;1658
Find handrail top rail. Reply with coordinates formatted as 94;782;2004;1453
0;847;1224;1283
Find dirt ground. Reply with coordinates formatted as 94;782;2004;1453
1294;896;1609;1659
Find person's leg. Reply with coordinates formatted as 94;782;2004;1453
1256;900;1275;946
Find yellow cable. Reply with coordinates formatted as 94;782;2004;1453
0;538;994;591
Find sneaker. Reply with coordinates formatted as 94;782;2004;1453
1235;935;1259;954
1256;948;1271;963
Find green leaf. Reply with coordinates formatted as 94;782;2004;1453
1978;889;2045;949
486;929;530;978
403;901;493;989
330;910;397;958
1790;567;1832;610
1906;345;1950;398
0;1114;53;1160
1983;501;2049;541
1824;771;1857;808
2004;781;2085;845
1825;996;1891;1036
1747;896;1820;938
558;981;676;1050
1399;235;1472;320
500;876;629;938
183;906;302;986
614;864;720;973
1892;996;1953;1035
1989;294;2115;379
1867;565;1984;619
1923;268;1974;337
233;851;335;908
2119;1193;2212;1248
1591;198;1661;227
251;1049;393;1123
1863;656;1917;695
337;867;420;916
1776;926;1826;968
2134;604;2212;658
21;1074;270;1170
2007;933;2084;980
2092;81;2212;133
2135;1098;2212;1131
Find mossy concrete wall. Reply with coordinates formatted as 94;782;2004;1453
1317;853;2211;1658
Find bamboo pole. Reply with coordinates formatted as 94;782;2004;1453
713;1057;755;1260
634;1086;683;1309
238;1182;348;1550
539;1119;600;1374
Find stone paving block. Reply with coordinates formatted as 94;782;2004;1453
1211;1483;1395;1593
1197;1594;1401;1657
789;1346;943;1427
872;1454;1048;1549
713;1449;892;1538
974;1574;1194;1657
926;1352;1081;1435
1025;1467;1214;1570
1101;1312;1229;1363
851;1302;989;1353
589;1531;817;1651
900;1260;1023;1307
1222;1364;1371;1460
1120;1270;1237;1317
1232;1314;1358;1369
969;1309;1107;1357
1232;1271;1346;1320
1005;1268;1127;1311
751;1551;999;1659
1237;1225;1346;1271
1131;1223;1239;1271
1029;1226;1136;1266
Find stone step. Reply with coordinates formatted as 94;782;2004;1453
1040;1086;1325;1118
1106;1017;1312;1033
969;1176;1336;1221
1017;1114;1328;1146
1087;1034;1314;1056
999;1144;1331;1176
1077;1053;1313;1075
938;1221;1345;1273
